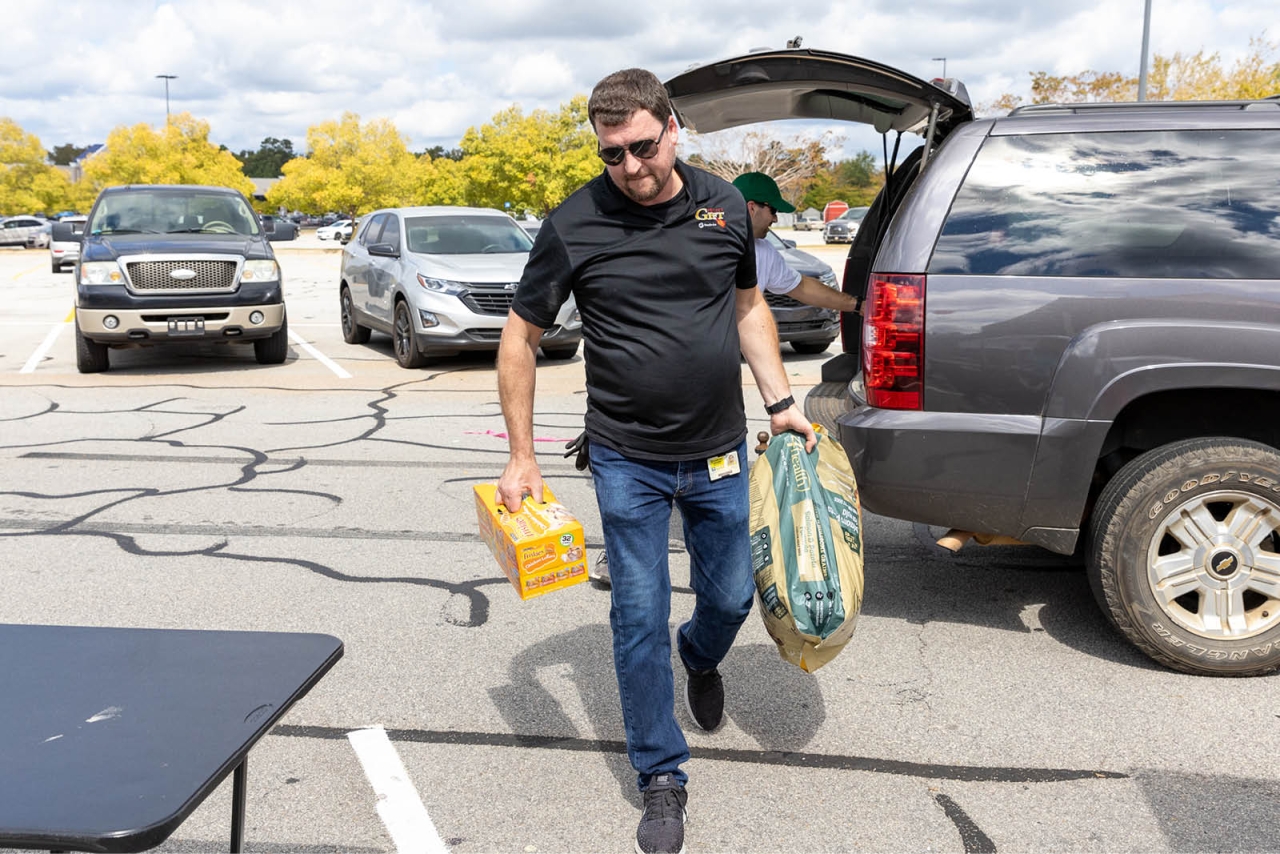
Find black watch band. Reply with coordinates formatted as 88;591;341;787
765;395;795;415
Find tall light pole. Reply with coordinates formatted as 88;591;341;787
1137;0;1152;101
156;74;177;122
932;57;947;79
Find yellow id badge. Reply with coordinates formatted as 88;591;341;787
707;452;741;482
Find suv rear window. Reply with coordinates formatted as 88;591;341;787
930;130;1280;279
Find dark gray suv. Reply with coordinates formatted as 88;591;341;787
668;49;1280;676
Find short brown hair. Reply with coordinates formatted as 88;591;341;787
588;68;673;130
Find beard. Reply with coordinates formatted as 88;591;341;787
617;161;673;205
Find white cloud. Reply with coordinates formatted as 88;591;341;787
1;0;1276;158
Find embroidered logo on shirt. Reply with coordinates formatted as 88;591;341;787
695;207;726;229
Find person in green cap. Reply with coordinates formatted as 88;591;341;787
732;172;863;314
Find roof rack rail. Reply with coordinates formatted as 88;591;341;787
1008;99;1280;116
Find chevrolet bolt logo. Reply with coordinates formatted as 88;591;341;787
1213;554;1237;574
169;268;197;281
504;282;519;291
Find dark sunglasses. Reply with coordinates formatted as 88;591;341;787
597;123;668;166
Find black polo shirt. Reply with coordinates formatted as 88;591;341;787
513;160;757;461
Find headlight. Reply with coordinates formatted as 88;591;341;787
79;262;125;285
241;260;279;282
417;274;467;296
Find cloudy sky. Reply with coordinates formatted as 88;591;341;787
3;0;1277;162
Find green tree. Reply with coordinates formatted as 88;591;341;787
266;112;423;216
0;118;79;215
798;153;884;211
81;113;254;197
47;143;86;166
236;137;295;178
453;96;599;215
984;34;1280;113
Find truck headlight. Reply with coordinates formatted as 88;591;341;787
79;262;125;285
417;274;467;296
241;260;279;282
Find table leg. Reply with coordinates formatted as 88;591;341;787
231;756;247;853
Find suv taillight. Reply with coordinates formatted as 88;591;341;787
862;273;925;410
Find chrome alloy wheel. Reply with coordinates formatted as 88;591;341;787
1147;490;1280;639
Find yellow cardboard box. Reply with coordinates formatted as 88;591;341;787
474;483;588;599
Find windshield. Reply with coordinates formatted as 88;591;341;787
88;190;260;236
764;230;787;249
840;207;870;223
404;215;533;255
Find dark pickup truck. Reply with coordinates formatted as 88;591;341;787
667;49;1280;677
72;184;289;373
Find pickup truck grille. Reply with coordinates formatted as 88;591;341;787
125;259;238;293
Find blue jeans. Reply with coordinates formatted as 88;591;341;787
589;439;753;791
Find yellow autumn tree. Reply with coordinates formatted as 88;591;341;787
454;96;599;215
81;113;254;198
266;113;423;217
982;35;1280;114
0;118;80;215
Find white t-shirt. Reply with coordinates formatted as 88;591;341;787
754;237;801;295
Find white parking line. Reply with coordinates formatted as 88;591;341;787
347;726;449;854
287;329;352;379
21;322;70;373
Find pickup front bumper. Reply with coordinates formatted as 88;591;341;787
77;303;285;342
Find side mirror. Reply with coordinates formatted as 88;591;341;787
367;242;399;257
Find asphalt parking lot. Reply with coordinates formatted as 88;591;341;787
1;232;1277;853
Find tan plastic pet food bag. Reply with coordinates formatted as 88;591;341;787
748;427;864;672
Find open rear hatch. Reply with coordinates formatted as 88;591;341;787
664;48;972;143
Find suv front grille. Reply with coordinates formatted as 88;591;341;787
764;292;803;308
460;286;517;316
125;259;238;293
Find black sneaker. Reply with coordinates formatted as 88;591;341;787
635;774;687;854
683;663;724;731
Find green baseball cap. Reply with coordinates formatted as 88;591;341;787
732;172;796;213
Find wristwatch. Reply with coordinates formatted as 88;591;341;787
765;395;795;415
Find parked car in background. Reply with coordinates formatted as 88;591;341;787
49;215;88;272
668;45;1280;677
792;211;823;231
761;229;841;354
72;184;288;372
0;215;48;247
30;222;52;248
823;206;868;243
258;214;298;241
316;219;352;241
338;206;581;368
518;219;543;239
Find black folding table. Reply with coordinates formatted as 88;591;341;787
0;624;343;853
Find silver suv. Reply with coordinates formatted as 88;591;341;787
668;48;1280;676
0;216;48;247
338;206;582;368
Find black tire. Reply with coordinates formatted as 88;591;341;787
74;322;109;373
541;342;579;360
1087;437;1280;676
340;286;371;344
254;315;289;365
52;260;60;273
790;339;833;355
393;300;426;368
